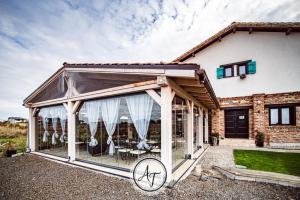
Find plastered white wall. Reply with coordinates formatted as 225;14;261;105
185;32;300;98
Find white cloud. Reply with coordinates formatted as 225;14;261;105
0;0;299;120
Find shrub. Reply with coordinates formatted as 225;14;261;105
255;131;265;147
211;132;219;137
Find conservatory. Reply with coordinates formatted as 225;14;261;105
24;63;218;183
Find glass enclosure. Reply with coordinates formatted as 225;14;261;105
172;96;188;169
75;92;161;170
34;89;201;172
36;105;68;158
193;107;200;152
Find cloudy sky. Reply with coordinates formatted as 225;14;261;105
0;0;299;120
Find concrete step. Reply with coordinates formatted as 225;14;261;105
219;139;255;147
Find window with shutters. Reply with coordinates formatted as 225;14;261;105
216;60;256;79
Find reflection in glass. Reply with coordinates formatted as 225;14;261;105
193;107;199;152
172;96;188;169
281;108;290;124
225;67;232;77
75;92;161;170
36;105;68;158
270;108;278;125
239;65;246;75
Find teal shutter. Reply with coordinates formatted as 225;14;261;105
248;61;256;74
216;67;223;79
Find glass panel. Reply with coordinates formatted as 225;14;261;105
31;75;68;103
239;65;246;75
172;96;188;169
67;72;156;95
28;72;156;103
75;92;161;170
203;111;206;141
270;108;278;125
36;105;68;158
281;108;290;124
193;107;199;152
225;67;232;77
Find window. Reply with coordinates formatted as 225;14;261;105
237;64;248;76
269;106;295;125
217;60;255;79
223;66;233;78
281;108;290;124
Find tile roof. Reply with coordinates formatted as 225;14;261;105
63;62;199;70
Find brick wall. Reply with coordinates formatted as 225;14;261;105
264;92;300;143
211;109;225;137
211;91;300;143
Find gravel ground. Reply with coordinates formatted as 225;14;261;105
199;146;236;170
0;154;299;200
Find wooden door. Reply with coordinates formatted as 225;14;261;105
225;109;249;138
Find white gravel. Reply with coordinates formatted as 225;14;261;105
199;146;236;170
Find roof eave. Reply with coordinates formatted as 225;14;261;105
196;69;219;109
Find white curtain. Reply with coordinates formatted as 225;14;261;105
39;106;67;144
86;101;101;147
57;106;67;143
101;97;120;156
39;107;51;143
50;106;67;145
126;94;154;150
51;117;59;145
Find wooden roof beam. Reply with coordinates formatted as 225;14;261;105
160;76;204;108
182;86;207;93
173;78;202;87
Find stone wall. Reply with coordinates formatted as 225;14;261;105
211;91;300;143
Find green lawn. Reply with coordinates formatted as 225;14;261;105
233;149;300;176
0;136;27;153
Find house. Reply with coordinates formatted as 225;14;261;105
174;22;300;148
23;63;218;183
24;22;300;184
8;117;27;124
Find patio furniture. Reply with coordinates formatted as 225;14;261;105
118;148;132;162
129;150;146;161
114;145;124;160
88;143;108;156
151;148;161;153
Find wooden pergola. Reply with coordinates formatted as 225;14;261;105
24;63;219;183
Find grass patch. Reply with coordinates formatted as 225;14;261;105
0;136;27;153
233;149;300;176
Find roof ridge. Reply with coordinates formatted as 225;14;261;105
63;62;198;66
